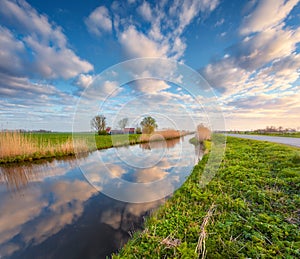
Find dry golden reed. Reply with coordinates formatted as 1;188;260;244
0;131;88;160
0;131;36;158
140;129;183;142
196;125;211;142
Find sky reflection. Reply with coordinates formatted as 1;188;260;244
0;137;202;258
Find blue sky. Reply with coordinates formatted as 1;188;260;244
0;0;299;131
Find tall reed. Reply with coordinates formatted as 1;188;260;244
196;125;211;142
0;131;88;162
140;130;183;142
0;131;36;158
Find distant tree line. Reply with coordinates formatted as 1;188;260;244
1;129;53;133
254;126;296;134
226;126;298;134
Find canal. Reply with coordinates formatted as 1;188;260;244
0;136;201;258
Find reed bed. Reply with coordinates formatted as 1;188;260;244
140;130;184;142
0;131;88;163
196;125;211;142
0;130;189;163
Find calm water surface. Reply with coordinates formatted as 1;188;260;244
0;136;200;259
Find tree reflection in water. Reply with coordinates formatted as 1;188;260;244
0;137;201;258
0;156;80;192
139;137;181;150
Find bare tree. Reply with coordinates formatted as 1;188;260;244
118;118;129;130
91;115;106;135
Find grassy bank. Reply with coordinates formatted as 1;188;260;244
240;132;300;138
0;130;190;164
114;137;300;258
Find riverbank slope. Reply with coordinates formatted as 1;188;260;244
114;137;300;258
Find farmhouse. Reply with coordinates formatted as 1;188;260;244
108;128;135;135
124;128;135;134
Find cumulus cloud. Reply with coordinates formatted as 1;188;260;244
119;26;169;58
128;79;171;93
24;35;92;79
231;26;300;71
0;0;93;80
0;0;66;47
0;73;68;100
0;26;26;77
0;0;95;130
85;6;112;36
203;58;250;92
227;93;298;110
201;0;300;129
240;0;299;35
137;1;152;21
82;79;120;100
74;74;94;89
86;0;220;59
203;0;300;93
176;0;219;34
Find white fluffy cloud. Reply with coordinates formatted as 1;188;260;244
0;0;95;130
240;0;299;35
24;35;92;79
0;73;64;99
204;1;300;92
119;26;169;58
85;6;112;36
128;79;171;93
138;1;152;21
0;0;93;80
176;0;219;34
86;0;220;59
203;58;250;92
74;74;94;89
0;26;26;76
202;0;300;129
233;26;300;71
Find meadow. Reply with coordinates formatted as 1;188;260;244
113;137;300;258
241;132;300;138
0;130;189;164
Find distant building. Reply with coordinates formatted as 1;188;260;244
110;129;124;135
109;128;135;135
124;128;135;134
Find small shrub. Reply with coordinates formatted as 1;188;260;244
98;130;108;135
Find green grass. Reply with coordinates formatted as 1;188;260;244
28;132;73;144
28;132;159;149
113;137;300;258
